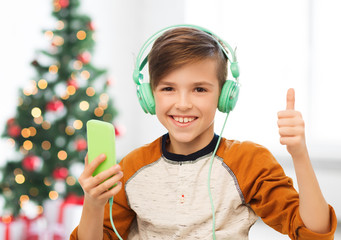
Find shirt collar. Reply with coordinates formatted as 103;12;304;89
161;133;219;162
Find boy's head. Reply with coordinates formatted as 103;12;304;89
148;27;228;91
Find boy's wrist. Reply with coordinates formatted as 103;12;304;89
290;145;309;163
83;195;107;212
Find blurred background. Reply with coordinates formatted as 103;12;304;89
0;0;340;239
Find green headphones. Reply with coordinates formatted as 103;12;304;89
133;24;240;115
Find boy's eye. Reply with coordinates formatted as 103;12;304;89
194;87;207;93
161;87;173;91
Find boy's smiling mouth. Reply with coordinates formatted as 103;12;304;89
170;115;198;124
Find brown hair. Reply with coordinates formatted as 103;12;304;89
148;27;228;90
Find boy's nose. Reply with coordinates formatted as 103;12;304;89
175;93;193;111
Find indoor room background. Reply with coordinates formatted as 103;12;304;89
0;0;340;239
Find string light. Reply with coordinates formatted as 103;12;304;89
23;89;31;96
29;187;39;197
7;138;15;147
45;31;54;40
15;174;25;184
37;206;44;215
73;120;83;130
94;107;104;117
42;141;51;150
41;122;50;131
73;60;83;70
38;79;48;89
34;116;43;125
76;30;86;40
65;126;75;135
23;140;33;151
81;70;90;79
79;101;89;111
103;113;112;122
21;128;31;138
58;150;67;160
3;188;12;198
13;168;23;176
31;107;42;118
66;85;76;95
86;87;95;96
19;146;29;155
52;36;64;46
99;102;108;110
20;195;30;207
1;215;12;224
53;2;61;12
100;93;109;103
44;177;52;186
56;20;65;30
61;93;70;100
29;127;37;136
21;127;37;138
49;191;59;200
49;65;59;74
23;80;38;96
66;176;76;186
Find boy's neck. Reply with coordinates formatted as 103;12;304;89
166;127;215;155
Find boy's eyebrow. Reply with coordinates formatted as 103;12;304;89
193;81;215;87
158;81;176;86
158;81;215;87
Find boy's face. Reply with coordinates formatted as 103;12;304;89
153;59;220;154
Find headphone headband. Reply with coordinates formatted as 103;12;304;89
133;24;239;85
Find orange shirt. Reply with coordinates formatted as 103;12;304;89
70;135;337;239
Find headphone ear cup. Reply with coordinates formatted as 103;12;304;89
137;83;156;115
218;80;239;113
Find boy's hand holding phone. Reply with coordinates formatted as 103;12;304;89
78;153;123;208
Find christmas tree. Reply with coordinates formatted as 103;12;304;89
0;0;118;217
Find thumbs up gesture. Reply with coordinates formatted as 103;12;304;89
277;88;307;158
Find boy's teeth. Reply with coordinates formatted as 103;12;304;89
173;116;195;123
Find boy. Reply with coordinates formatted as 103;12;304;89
70;26;337;239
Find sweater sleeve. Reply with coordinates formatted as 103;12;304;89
69;157;136;240
221;140;337;240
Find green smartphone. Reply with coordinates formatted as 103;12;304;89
86;119;116;176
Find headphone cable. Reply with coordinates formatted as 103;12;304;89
109;196;123;240
208;112;229;240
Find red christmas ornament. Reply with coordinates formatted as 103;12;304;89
114;124;126;137
7;118;16;126
77;52;91;64
31;60;39;66
87;21;95;31
59;0;69;8
106;77;115;86
23;155;42;171
8;124;21;137
53;167;69;180
46;99;64;112
75;138;87;152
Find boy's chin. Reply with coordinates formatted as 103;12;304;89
168;131;210;146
